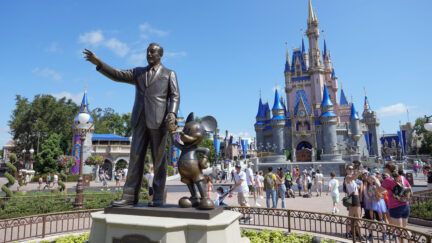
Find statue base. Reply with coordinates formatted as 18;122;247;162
89;205;249;243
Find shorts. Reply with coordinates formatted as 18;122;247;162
350;195;361;207
149;187;154;196
389;204;410;219
332;195;339;203
248;185;256;192
307;183;312;190
237;192;249;206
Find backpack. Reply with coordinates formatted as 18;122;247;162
284;172;292;182
391;176;412;202
264;173;275;189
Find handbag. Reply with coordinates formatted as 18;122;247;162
342;195;353;208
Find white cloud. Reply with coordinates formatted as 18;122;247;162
32;67;62;81
165;51;187;58
128;52;147;66
0;126;12;149
139;22;169;37
78;30;104;46
104;38;130;57
377;103;412;117
51;91;83;104
228;132;253;142
45;42;61;53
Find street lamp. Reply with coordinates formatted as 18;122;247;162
73;112;92;210
22;149;27;169
424;115;432;132
29;148;34;170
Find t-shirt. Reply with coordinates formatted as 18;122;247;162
245;168;254;186
328;179;339;197
314;173;323;183
305;175;312;184
53;174;58;182
264;173;277;189
234;171;249;193
254;175;261;187
381;176;411;209
145;173;154;187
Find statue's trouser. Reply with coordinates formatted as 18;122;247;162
122;120;168;203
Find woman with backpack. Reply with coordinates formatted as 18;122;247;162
374;162;411;229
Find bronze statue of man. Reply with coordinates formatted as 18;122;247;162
83;43;180;207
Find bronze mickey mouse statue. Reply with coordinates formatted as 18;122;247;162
171;112;217;210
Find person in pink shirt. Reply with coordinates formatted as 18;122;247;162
374;162;411;228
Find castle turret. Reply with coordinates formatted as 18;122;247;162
302;37;309;69
254;98;266;150
361;93;381;156
72;89;95;175
284;44;291;85
271;89;286;154
319;85;337;155
306;0;322;69
350;103;361;141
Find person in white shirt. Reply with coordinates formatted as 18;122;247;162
230;164;251;221
314;169;324;197
53;174;59;187
327;171;340;214
145;165;154;201
245;162;260;206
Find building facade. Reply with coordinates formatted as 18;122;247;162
255;0;381;162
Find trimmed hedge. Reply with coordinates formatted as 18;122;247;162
241;229;335;243
0;190;149;219
33;232;90;243
31;173;94;183
411;200;432;220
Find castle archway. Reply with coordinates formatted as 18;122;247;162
101;159;113;179
296;141;312;162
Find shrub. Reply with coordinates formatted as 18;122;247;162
1;162;17;197
31;173;94;183
168;165;174;176
410;200;432;220
241;229;335;243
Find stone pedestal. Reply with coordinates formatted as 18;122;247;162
89;207;248;243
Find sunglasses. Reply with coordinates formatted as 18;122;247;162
347;168;353;170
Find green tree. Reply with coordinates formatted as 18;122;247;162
9;153;17;163
8;94;79;156
414;117;432;154
34;133;64;173
199;139;216;165
92;107;132;137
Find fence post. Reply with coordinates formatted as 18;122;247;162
351;217;356;243
42;215;46;238
287;209;291;233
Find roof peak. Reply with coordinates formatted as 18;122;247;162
308;0;318;24
321;85;333;107
272;89;284;110
350;103;359;119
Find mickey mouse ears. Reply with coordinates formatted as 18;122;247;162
201;116;217;132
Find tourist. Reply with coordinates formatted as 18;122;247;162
213;187;228;206
101;170;109;189
284;169;295;198
123;167;128;180
305;171;312;195
296;173;303;196
254;171;263;199
145;165;154;201
53;173;58;188
375;162;411;229
121;169;125;181
345;165;366;240
231;164;250;221
206;174;215;198
424;165;432;189
115;170;121;187
231;169;235;183
326;171;339;214
44;173;51;190
38;176;43;191
314;169;324;197
263;167;277;208
245;162;259;206
276;168;286;208
413;162;419;177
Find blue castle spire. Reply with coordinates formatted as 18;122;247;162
321;85;333;107
331;68;336;79
340;88;349;105
301;37;305;53
350;103;359;119
323;39;327;59
272;89;284;110
256;98;265;118
74;89;94;122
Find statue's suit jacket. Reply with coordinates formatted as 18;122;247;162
96;61;180;128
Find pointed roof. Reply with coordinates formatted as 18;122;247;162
364;96;370;111
256;98;266;118
308;0;318;24
291;50;307;72
272;89;284;110
321;85;333;107
340;89;349;105
284;45;291;72
350;103;359;119
302;38;305;54
331;68;336;79
323;39;328;59
74;89;94;123
294;90;311;116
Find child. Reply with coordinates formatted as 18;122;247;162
327;171;339;214
38;176;43;191
145;165;154;201
214;187;228;206
296;175;303;196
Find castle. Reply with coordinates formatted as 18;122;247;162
255;0;381;162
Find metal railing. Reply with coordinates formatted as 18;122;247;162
0;209;98;243
225;206;432;243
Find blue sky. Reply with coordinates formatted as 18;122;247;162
1;0;431;148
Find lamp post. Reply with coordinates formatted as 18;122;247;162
73;112;92;210
29;148;34;170
22;149;27;169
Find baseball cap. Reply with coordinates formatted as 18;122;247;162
235;164;241;169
